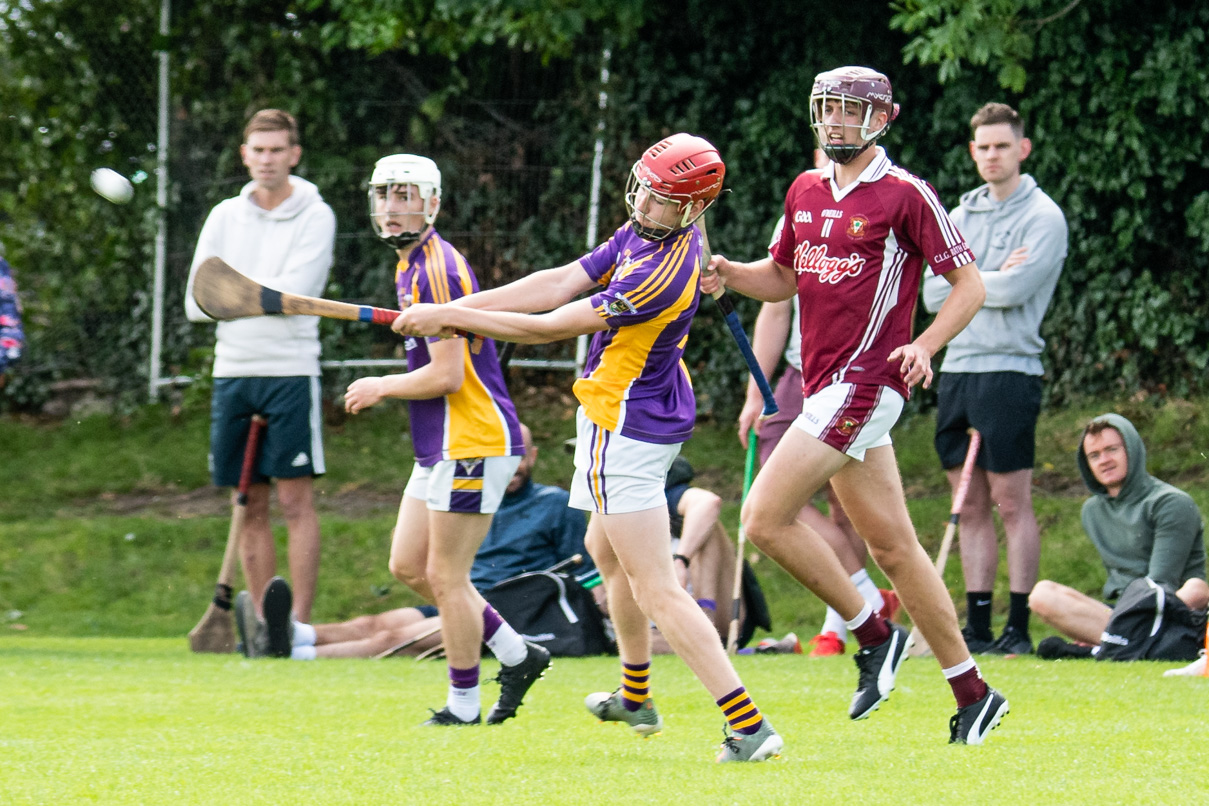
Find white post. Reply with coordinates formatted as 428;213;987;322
578;47;611;376
148;0;170;400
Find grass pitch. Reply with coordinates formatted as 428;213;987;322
1;637;1205;805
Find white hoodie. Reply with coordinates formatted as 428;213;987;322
185;176;336;377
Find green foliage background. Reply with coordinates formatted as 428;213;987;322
2;0;1208;416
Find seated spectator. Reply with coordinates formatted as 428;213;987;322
1030;414;1208;657
239;423;595;659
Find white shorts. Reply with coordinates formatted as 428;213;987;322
791;383;904;461
569;408;681;515
403;455;521;514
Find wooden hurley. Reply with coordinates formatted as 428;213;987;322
192;257;482;352
188;413;267;654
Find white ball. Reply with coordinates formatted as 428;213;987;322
90;168;134;204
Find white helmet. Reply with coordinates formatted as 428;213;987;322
367;154;442;248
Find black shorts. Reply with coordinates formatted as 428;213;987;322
209;376;325;487
934;371;1041;473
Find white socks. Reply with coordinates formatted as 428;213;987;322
291;621;317;648
486;621;528;667
447;685;481;721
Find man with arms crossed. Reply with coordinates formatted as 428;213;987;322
398;134;783;762
922;102;1068;656
185;109;335;627
706;66;1009;744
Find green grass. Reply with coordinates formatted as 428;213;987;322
2;393;1209;801
1;637;1206;805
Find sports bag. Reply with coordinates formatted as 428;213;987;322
1096;577;1207;662
484;570;614;657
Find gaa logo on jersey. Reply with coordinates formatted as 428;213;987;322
835;417;858;436
847;216;870;239
606;293;638;316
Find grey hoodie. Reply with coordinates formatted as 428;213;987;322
923;174;1067;375
1077;413;1206;600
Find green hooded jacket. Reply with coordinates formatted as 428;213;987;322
1077;413;1206;600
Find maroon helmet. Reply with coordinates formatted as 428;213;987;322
625;133;724;240
810;66;901;164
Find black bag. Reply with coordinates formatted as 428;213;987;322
1096;577;1207;662
484;570;614;657
739;559;772;649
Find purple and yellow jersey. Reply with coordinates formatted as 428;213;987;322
394;230;523;466
574;223;702;444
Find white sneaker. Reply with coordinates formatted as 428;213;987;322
1163;653;1206;677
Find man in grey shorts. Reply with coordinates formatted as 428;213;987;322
923;102;1068;655
184;108;336;625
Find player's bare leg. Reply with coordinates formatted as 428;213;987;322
741;428;867;619
601;507;745;697
387;494;435;602
587;516;651;662
831;445;971;668
277;475;319;623
425;510;492;671
238;482;277;617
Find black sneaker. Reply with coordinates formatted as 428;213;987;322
985;625;1033;655
1036;636;1095;660
961;624;996;654
485;641;552;724
262;576;294;659
422;707;481;726
949;686;1009;745
849;622;909;720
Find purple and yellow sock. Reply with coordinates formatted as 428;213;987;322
621;661;651;712
717;686;763;735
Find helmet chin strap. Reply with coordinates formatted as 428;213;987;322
377;225;429;250
820;140;876;165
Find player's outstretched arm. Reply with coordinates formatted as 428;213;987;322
703;255;796;303
452;261;596;313
398;298;607;346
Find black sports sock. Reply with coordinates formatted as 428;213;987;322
1007;591;1031;635
965;591;994;638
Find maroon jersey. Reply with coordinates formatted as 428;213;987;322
770;147;974;399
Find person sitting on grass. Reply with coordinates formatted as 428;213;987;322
1031;413;1208;658
239;422;593;660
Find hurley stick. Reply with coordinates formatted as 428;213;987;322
726;434;760;655
907;429;982;658
189;414;266;653
192;257;482;352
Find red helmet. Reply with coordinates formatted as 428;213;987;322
810;66;901;164
625;133;724;240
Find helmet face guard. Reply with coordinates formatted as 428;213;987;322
624;164;704;241
368;154;441;249
624;133;725;241
809;67;900;165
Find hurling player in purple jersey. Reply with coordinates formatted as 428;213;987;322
398;134;783;763
706;67;1009;746
343;155;546;728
